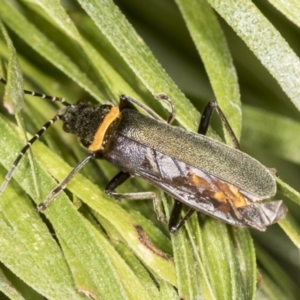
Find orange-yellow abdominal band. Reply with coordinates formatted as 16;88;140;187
88;106;120;151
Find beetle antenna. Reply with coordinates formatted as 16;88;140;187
0;77;71;107
0;114;63;195
0;76;71;194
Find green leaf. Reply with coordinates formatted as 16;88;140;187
243;105;300;165
0;267;26;300
269;0;300;28
255;270;289;300
0;20;23;113
208;0;300;111
0;0;103;101
175;0;241;140
159;280;179;300
28;0;141;100
0;167;82;299
255;244;300;299
278;212;300;249
77;0;199;130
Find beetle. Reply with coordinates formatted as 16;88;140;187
0;77;287;232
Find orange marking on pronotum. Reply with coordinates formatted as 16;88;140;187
88;106;120;151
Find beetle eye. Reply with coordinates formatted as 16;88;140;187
63;123;71;133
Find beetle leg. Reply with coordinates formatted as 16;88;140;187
167;159;197;233
119;95;164;121
105;172;166;223
37;152;96;212
105;171;131;192
199;100;240;149
169;202;195;233
168;200;183;232
155;94;176;124
119;94;175;124
167;159;196;233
